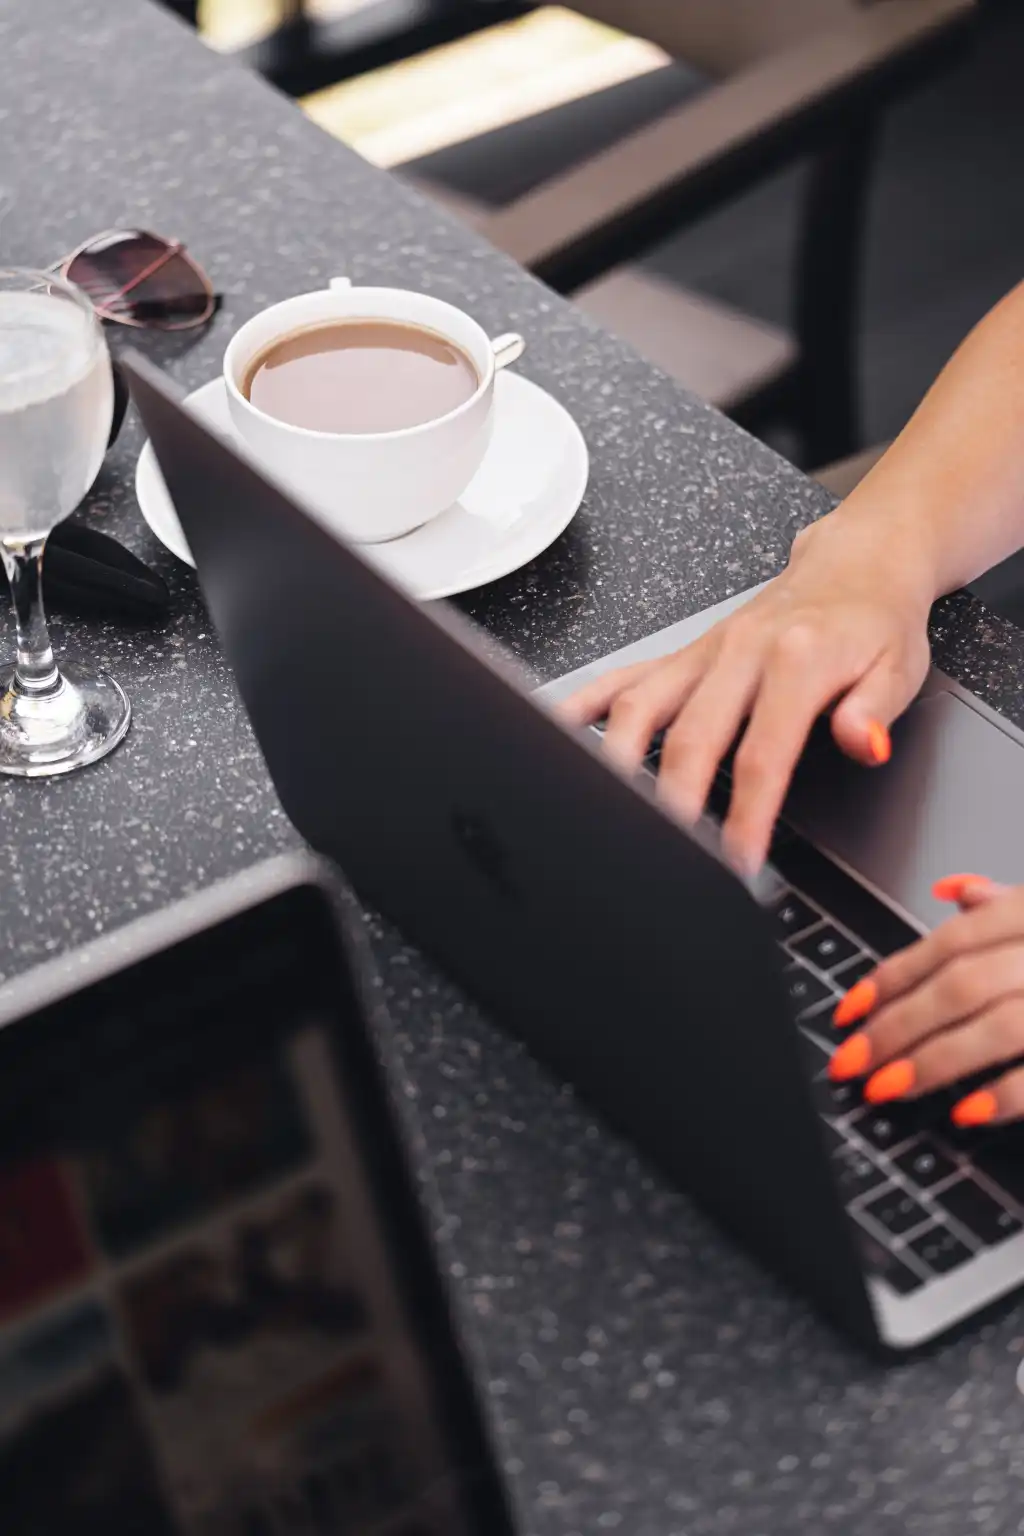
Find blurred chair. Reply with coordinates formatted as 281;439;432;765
160;0;199;20
404;0;976;468
163;0;533;96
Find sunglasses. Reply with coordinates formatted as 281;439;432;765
52;228;217;445
58;228;215;330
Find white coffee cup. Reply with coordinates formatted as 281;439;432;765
223;278;524;544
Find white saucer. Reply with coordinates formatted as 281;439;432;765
134;371;589;601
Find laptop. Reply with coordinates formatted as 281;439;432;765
0;853;517;1536
125;353;1024;1354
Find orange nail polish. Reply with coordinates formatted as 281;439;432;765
865;1059;916;1104
932;873;989;903
834;978;878;1029
829;1033;872;1081
952;1089;998;1128
867;720;891;766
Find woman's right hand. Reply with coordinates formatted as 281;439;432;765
560;509;936;877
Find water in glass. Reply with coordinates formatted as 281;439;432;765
0;271;130;776
0;291;112;538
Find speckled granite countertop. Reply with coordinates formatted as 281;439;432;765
4;2;1024;1531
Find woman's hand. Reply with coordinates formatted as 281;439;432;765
830;876;1024;1126
560;508;935;876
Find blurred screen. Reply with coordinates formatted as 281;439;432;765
0;921;504;1536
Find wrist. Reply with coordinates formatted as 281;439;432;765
791;499;940;615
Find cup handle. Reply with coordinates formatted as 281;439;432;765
492;333;525;371
330;276;353;292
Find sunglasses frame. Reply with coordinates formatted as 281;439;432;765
58;227;216;332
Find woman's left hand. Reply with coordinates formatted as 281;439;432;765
829;875;1024;1126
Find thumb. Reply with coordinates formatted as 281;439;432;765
830;652;922;767
931;874;1011;910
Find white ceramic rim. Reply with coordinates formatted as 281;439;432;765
223;282;497;444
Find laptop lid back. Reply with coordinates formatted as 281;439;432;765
124;354;878;1347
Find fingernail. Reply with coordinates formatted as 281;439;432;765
865;1059;916;1104
952;1089;998;1128
932;873;991;903
834;977;878;1029
829;1032;872;1081
867;720;891;766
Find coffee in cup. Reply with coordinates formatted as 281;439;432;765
240;319;481;435
223;280;524;545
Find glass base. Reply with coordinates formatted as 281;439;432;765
0;660;131;777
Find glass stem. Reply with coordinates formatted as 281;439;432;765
1;538;59;696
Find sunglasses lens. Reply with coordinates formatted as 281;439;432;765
65;230;211;329
108;359;130;448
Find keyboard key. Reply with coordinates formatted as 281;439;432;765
859;1185;932;1237
859;1237;927;1295
832;1143;888;1202
933;1178;1023;1247
772;892;819;939
832;953;876;990
789;924;861;973
811;1073;863;1116
973;1134;1024;1205
858;1106;920;1152
784;963;833;1015
893;1139;958;1190
907;1224;974;1275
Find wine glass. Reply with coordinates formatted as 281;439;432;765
0;269;130;776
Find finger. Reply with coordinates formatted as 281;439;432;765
862;886;1024;1015
601;652;704;777
830;640;927;765
558;659;660;727
931;873;1010;910
957;882;1009;910
883;996;1024;1100
720;624;865;876
833;943;1024;1093
952;1065;1024;1128
832;885;1024;1031
655;635;762;827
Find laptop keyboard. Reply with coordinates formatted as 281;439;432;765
773;880;1024;1296
597;719;1024;1299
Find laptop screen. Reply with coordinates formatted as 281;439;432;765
0;886;513;1536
